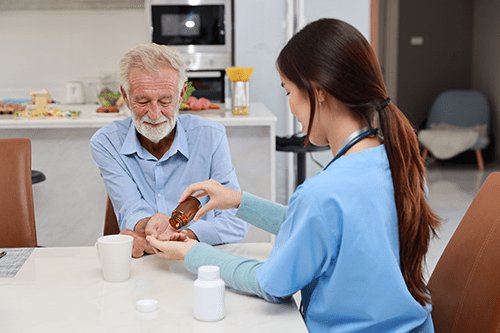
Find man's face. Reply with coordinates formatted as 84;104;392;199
122;66;184;143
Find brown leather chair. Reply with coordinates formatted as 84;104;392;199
0;138;37;247
427;172;500;332
103;196;120;235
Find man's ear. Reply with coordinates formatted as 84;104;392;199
180;82;187;101
120;86;130;109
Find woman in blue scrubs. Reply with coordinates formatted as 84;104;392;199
148;18;440;332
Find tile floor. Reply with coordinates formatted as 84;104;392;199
424;159;500;281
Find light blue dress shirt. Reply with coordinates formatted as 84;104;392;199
90;114;248;244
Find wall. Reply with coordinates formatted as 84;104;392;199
472;0;500;155
396;0;474;128
300;0;372;182
0;9;147;101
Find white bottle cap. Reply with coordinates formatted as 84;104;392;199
136;299;158;312
198;265;220;280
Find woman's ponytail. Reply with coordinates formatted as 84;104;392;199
378;103;440;305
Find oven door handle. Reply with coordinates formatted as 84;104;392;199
186;71;222;78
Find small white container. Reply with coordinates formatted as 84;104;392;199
193;265;226;322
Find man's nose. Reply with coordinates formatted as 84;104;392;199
147;102;161;120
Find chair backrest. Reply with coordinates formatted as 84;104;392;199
427;172;500;332
427;90;490;128
103;196;120;235
0;138;37;247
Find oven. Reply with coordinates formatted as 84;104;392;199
145;0;233;103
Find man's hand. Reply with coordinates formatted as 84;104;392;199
119;229;155;258
145;212;172;237
147;235;198;260
145;212;200;241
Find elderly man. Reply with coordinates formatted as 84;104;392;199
90;43;248;257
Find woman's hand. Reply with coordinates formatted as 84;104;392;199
179;179;243;221
146;235;198;260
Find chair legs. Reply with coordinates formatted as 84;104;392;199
422;148;484;170
475;149;485;171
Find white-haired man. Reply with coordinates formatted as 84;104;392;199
90;43;248;257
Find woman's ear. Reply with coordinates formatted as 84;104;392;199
314;85;327;105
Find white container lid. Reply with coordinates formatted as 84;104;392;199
198;265;220;280
136;299;158;312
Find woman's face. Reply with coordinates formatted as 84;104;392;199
280;74;311;133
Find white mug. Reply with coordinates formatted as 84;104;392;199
95;234;133;283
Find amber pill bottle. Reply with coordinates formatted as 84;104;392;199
169;196;202;229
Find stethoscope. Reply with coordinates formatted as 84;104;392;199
324;125;380;169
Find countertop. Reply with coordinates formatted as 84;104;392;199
0;103;276;129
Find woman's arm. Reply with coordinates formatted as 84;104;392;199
185;243;291;303
236;192;287;236
179;180;288;236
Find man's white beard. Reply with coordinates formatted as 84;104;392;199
133;109;179;143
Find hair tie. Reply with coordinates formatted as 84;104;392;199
380;97;391;110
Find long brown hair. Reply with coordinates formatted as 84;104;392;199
277;18;439;306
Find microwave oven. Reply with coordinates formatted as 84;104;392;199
145;0;233;71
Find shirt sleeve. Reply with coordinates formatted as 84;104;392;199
185;243;291;303
236;192;287;235
186;132;249;244
90;129;155;231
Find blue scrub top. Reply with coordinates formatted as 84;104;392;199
257;144;433;332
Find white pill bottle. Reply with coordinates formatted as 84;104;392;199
193;265;226;322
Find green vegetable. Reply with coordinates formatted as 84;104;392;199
181;81;196;104
67;110;81;117
99;92;121;106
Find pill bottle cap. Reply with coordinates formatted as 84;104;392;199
198;265;220;280
136;299;158;312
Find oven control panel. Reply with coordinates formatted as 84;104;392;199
182;52;232;71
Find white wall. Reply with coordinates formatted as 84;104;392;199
300;0;372;182
0;9;147;102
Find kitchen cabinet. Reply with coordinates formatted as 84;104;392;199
0;103;276;246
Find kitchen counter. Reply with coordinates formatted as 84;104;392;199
0;103;276;246
0;103;276;128
0;104;130;129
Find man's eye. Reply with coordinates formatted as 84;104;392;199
160;100;172;105
286;92;290;96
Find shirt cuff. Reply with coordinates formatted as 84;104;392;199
186;220;223;245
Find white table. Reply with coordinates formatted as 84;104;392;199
0;243;307;333
0;103;276;246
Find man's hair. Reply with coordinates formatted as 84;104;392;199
119;43;186;96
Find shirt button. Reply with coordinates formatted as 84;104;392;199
157;162;160;166
157;194;161;198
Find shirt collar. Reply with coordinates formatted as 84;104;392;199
120;116;190;161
